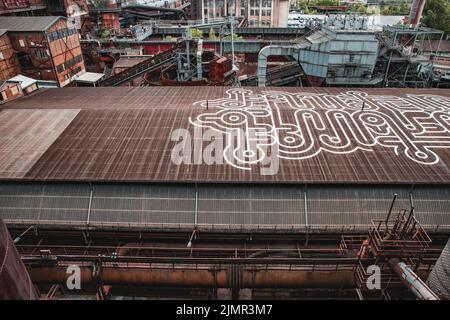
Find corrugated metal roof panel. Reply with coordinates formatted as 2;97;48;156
1;87;449;184
0;16;63;32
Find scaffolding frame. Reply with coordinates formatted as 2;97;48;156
381;26;444;88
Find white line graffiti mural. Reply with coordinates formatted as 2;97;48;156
189;89;450;171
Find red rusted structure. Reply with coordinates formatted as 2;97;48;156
1;87;448;184
0;16;86;86
0;219;39;300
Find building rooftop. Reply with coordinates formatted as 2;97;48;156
0;16;63;32
7;75;57;89
74;72;105;84
0;86;449;185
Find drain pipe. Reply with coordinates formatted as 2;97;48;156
389;258;440;300
86;183;93;226
196;39;203;80
304;184;309;246
257;45;294;87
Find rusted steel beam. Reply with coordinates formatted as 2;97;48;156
28;266;355;289
22;254;367;266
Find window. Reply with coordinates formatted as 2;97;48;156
11;86;19;95
47;27;77;42
18;52;32;68
35;49;49;59
0;52;3;60
19;39;25;47
56;55;83;74
63;66;82;80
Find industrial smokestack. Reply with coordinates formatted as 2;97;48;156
409;0;427;29
427;238;450;299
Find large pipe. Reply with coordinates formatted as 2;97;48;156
257;45;294;87
28;266;355;289
389;258;439;300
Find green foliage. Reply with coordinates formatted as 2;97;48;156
100;29;110;41
208;28;218;40
309;0;339;5
422;0;450;35
90;0;100;8
190;28;203;39
355;5;367;14
379;5;410;15
222;34;243;41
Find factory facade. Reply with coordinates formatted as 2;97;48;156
0;16;85;86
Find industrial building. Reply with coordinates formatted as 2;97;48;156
0;0;47;16
197;0;289;27
0;86;449;299
0;0;449;302
0;16;86;86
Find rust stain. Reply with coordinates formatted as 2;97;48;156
0;87;449;184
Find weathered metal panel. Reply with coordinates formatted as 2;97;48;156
0;109;79;179
0;183;448;229
0;87;449;185
0;183;90;224
427;237;450;299
0;219;39;299
0;16;61;32
198;185;305;225
89;184;195;224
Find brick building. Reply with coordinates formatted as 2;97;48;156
0;80;23;103
0;0;47;16
0;16;85;86
0;29;20;80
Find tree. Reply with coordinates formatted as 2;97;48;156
422;0;450;35
190;28;203;39
100;29;110;41
356;5;367;14
208;28;218;40
399;3;410;15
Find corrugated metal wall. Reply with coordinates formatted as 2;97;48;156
0;182;449;230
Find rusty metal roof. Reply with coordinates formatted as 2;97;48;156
1;87;449;185
0;16;63;32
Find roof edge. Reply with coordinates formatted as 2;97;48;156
45;16;67;31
